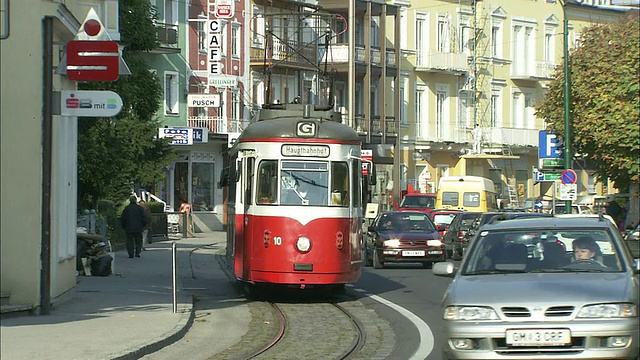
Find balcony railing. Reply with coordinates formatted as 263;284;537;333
512;60;558;80
319;44;366;64
414;124;538;147
415;50;469;73
187;117;248;134
250;39;317;65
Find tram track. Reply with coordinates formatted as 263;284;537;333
245;300;367;360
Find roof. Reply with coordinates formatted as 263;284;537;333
480;215;618;232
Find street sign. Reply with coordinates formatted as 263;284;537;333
538;131;564;159
215;0;235;18
544;172;562;181
561;169;578;185
559;183;578;201
187;94;220;107
539;158;565;169
362;149;373;176
192;128;208;143
535;171;544;182
58;90;122;117
158;128;194;145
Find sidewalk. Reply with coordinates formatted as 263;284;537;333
0;231;248;360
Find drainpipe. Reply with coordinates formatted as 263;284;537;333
40;16;54;315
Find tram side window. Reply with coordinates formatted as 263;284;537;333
244;157;255;205
256;160;278;204
352;159;361;207
331;162;349;206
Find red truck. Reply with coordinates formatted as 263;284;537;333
394;191;437;214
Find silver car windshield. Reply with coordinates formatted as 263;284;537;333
462;229;624;274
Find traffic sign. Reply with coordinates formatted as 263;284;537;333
559;184;577;201
539;158;565;170
535;171;544;182
362;149;373;176
543;172;562;181
538;131;564;159
561;169;577;185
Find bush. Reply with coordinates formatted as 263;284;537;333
147;201;166;213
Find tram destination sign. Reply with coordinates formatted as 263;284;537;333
281;144;329;158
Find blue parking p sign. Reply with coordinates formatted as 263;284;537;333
538;131;563;159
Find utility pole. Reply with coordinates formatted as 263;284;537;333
562;1;572;214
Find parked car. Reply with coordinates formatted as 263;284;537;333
624;223;640;258
365;211;444;269
395;192;437;214
433;216;640;360
442;211;481;260
428;209;461;238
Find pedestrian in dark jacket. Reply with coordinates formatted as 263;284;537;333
121;195;147;258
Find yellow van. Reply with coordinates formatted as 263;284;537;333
436;176;498;212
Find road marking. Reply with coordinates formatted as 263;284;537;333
347;285;434;359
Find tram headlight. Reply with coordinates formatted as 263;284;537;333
296;236;312;253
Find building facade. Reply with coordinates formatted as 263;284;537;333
1;0;121;311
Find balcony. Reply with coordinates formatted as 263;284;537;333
484;127;539;147
187;117;248;134
150;23;180;54
250;39;317;69
415;50;469;74
512;61;558;81
319;44;366;64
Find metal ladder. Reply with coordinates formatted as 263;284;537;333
507;185;519;207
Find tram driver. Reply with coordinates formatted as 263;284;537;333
286;178;327;206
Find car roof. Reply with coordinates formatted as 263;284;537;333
479;215;618;231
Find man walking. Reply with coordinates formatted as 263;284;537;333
471;123;482;154
121;195;147;258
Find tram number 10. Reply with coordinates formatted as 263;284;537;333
273;236;283;246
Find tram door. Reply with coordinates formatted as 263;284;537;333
241;156;255;279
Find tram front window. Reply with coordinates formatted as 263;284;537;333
256;160;278;204
281;161;329;206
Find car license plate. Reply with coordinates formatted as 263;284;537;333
506;329;571;346
403;250;425;256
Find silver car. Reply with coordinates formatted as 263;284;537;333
433;216;640;359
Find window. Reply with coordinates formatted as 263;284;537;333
164;72;179;115
192;162;215;211
415;85;427;139
490;89;502;127
252;7;265;47
544;30;554;62
330;162;349;206
280;161;329;206
416;16;427;66
442;192;459;206
512;23;536;76
371;17;380;47
220;21;228;57
436;84;449;139
198;21;206;53
231;90;240;123
351;159;361;207
463;192;480;207
458;91;472;132
491;24;500;58
256;160;278;204
232;24;240;58
458;16;473;54
400;77;408;126
437;14;450;52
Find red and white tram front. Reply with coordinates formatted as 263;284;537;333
229;135;364;287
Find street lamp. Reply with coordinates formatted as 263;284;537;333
561;0;572;214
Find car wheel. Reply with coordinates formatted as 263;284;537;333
373;249;383;269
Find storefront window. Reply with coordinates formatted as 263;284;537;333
174;162;189;211
192;162;215;211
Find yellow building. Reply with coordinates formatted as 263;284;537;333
394;0;630;207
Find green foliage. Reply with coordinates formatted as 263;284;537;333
147;201;166;213
77;0;176;209
535;14;639;191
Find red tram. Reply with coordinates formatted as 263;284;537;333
224;103;364;290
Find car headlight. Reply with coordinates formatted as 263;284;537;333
296;236;311;253
427;239;442;247
577;303;637;318
444;306;499;321
384;239;401;247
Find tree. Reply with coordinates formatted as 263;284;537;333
535;13;639;191
77;0;175;208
